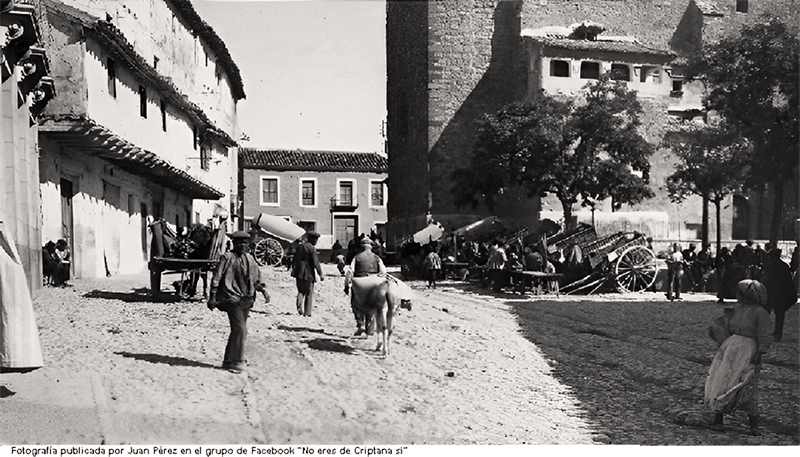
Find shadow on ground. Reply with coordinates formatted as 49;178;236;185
115;351;218;369
84;288;182;303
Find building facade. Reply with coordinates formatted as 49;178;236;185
239;149;388;250
386;0;799;247
1;0;56;291
37;0;243;279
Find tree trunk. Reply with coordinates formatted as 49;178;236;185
701;196;709;248
561;199;575;231
714;197;722;255
770;179;784;245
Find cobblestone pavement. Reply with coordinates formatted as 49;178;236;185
2;265;797;446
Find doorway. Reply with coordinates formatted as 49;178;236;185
333;216;358;246
60;178;75;277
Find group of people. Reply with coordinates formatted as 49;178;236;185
206;229;396;373
42;239;71;287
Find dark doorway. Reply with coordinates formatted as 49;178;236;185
60;178;75;277
140;202;149;263
334;216;358;246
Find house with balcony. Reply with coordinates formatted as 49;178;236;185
239;149;388;250
37;0;244;279
1;0;56;291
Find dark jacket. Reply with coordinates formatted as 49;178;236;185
291;241;322;282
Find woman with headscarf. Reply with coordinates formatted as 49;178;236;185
705;279;773;435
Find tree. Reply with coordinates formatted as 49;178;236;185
452;76;654;230
686;18;799;243
664;126;751;253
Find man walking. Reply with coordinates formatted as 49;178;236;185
207;231;267;374
291;231;324;317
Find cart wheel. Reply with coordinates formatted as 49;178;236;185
254;238;283;267
614;245;658;293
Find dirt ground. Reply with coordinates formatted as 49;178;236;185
1;262;797;447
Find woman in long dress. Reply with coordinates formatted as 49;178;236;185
705;279;773;435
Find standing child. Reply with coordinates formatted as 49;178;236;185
423;245;442;289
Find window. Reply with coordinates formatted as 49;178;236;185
260;177;279;206
139;85;147;118
610;63;630;81
338;180;354;206
160;100;167;131
300;179;316;206
192;126;198;150
370;180;385;207
200;144;211;171
549;60;570;77
107;58;116;98
580;61;600;79
298;221;316;233
671;79;684;96
736;0;749;13
639;66;662;84
153;55;159;70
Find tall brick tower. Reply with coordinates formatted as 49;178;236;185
385;0;531;246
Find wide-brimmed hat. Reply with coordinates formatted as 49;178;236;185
228;231;250;240
360;237;373;246
306;231;320;240
736;279;768;307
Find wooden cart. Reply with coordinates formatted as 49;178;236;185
552;226;659;294
250;213;306;267
148;220;228;297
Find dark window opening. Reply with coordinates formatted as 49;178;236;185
549;60;570;77
298;221;316;233
736;0;749;13
301;180;315;206
672;79;683;92
610;63;630;81
153;56;159;70
640;65;661;84
139;86;147;118
339;182;354;206
262;178;278;204
200;144;211;171
580;62;600;79
107;58;116;98
192;126;198;150
160;101;167;131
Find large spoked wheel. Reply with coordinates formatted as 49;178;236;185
614;245;658;293
254;238;283;267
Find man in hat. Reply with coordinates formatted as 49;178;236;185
345;237;387;335
208;231;268;373
291;231;324;317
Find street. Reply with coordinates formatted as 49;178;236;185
1;263;797;446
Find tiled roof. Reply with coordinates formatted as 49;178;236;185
240;149;388;173
531;36;676;59
694;0;725;17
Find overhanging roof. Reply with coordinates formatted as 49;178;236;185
39;115;224;200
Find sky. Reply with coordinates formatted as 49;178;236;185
193;0;387;153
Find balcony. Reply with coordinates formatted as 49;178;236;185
329;196;358;212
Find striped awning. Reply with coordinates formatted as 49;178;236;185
39;116;224;200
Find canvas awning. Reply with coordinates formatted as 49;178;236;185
39;116;224;200
452;216;521;240
253;213;306;243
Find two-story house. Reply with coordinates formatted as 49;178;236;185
36;0;244;279
239;149;388;250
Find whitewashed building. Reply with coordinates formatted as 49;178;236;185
37;0;244;278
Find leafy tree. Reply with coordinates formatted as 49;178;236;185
664;126;751;253
452;76;654;230
686;18;799;243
